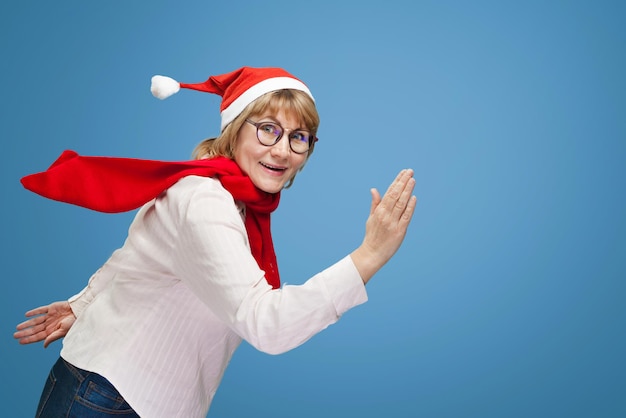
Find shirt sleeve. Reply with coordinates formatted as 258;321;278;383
169;177;368;355
67;267;109;317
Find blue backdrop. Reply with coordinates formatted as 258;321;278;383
2;1;624;417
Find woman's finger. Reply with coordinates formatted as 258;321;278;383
13;321;47;339
44;329;65;348
377;170;404;211
380;169;414;217
369;188;381;215
15;314;47;330
15;329;47;345
400;195;418;226
24;306;49;317
391;176;415;219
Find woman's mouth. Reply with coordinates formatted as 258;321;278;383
260;162;287;173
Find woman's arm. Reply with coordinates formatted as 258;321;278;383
169;170;415;354
13;211;145;346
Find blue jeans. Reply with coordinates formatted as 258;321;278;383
36;357;139;418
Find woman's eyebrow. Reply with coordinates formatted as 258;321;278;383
255;115;279;122
255;114;309;130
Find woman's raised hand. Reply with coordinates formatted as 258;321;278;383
351;169;417;284
14;301;76;348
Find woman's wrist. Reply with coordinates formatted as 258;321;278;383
350;245;383;285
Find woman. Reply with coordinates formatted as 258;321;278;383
14;67;416;417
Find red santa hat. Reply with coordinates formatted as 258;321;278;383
150;66;314;131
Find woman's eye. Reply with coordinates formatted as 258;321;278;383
260;123;279;135
290;132;309;143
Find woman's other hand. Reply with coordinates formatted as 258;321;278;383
351;169;417;284
14;301;76;348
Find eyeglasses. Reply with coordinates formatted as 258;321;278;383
245;119;317;154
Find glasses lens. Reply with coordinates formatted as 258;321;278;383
256;122;281;145
289;131;312;154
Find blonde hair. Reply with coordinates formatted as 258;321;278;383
192;89;319;188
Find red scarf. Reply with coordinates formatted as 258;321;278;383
21;150;282;288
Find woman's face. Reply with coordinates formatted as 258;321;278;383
234;109;308;193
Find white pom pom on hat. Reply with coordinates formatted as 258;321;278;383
151;75;181;99
150;66;314;132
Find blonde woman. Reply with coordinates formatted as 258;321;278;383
15;67;416;418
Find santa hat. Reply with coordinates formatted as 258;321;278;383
150;66;314;131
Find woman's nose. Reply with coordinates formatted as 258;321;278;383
270;135;290;158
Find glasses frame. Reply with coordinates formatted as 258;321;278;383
245;119;318;154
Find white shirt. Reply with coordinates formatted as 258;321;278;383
61;175;368;418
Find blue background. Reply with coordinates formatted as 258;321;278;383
2;1;625;417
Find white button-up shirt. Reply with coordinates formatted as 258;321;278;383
61;175;368;418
